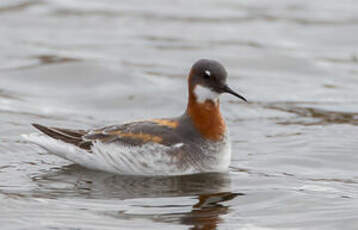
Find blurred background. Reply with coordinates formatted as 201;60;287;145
1;0;358;229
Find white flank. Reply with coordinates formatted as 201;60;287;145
22;134;191;175
22;132;231;176
194;85;219;103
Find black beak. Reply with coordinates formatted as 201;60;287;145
222;85;247;102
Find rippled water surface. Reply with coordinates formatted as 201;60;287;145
1;0;358;229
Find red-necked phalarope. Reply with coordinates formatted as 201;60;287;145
23;59;247;176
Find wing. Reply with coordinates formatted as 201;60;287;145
84;119;181;146
32;119;183;151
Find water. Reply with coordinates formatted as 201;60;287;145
1;0;358;229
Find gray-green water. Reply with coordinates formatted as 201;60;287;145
1;0;358;229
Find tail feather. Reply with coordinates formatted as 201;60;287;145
51;127;86;138
22;132;98;169
31;123;90;149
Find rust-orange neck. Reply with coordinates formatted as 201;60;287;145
186;86;226;141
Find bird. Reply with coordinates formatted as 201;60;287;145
23;59;247;176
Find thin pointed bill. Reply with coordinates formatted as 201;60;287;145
222;85;247;102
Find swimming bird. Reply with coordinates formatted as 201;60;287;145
23;59;247;176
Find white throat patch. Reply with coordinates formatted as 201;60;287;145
194;85;219;103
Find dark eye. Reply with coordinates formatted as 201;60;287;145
203;70;211;79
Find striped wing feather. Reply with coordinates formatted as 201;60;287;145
32;119;181;150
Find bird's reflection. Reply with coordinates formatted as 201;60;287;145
31;164;244;229
103;192;242;230
183;192;241;230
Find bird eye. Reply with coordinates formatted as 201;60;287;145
204;70;211;79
